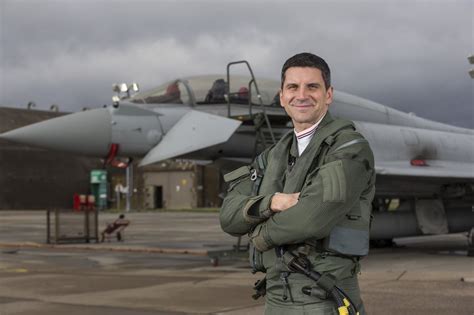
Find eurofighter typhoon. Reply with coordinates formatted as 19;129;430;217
2;61;473;245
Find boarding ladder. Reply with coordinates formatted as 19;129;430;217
226;61;276;155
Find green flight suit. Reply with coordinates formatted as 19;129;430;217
220;112;376;315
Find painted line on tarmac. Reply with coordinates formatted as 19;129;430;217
0;242;209;256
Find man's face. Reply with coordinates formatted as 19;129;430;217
280;67;333;132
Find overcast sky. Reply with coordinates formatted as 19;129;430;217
1;0;473;128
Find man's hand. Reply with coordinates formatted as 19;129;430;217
270;192;300;212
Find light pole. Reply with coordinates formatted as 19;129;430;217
125;163;133;212
468;55;474;79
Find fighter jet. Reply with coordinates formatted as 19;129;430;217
1;61;473;244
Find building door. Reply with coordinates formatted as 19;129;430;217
154;186;163;208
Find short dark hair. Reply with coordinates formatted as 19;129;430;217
281;52;331;90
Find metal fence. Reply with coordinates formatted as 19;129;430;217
46;209;98;244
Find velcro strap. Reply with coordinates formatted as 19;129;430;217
316;273;336;293
256;153;266;170
252;175;263;195
324;135;336;146
249;225;272;252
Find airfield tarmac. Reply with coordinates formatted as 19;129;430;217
0;211;473;315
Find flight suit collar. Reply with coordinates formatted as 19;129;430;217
289;111;335;158
318;111;335;130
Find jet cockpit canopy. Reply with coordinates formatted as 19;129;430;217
128;75;280;107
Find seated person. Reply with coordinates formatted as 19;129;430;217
205;79;227;103
100;214;130;242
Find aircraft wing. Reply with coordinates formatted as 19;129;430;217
139;110;241;166
376;160;474;179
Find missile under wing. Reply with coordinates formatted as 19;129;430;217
1;68;473;243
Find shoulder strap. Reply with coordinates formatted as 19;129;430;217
318;119;355;141
313;120;355;170
251;143;277;195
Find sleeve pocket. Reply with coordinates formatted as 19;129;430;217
224;166;253;194
319;160;346;203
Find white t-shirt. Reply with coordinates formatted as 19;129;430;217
294;114;326;156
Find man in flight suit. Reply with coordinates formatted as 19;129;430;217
220;52;376;314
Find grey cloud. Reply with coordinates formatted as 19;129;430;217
1;0;472;128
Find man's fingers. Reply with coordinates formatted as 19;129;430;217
287;194;299;208
271;192;300;212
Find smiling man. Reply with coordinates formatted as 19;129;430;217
220;53;375;314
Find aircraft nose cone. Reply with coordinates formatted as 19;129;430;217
0;108;112;156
